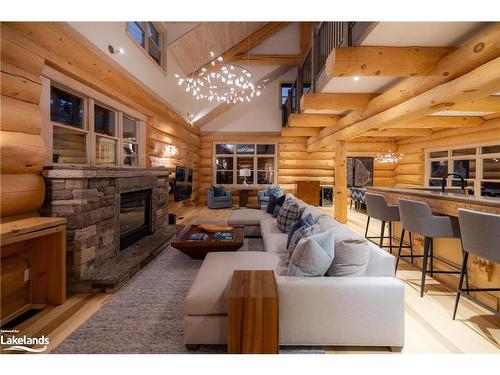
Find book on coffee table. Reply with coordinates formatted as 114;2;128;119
186;232;208;242
213;232;234;241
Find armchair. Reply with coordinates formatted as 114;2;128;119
258;185;283;207
207;186;232;209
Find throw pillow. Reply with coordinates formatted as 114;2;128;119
287;223;320;259
277;201;301;233
266;194;278;214
275;194;286;207
288;230;335;277
213;185;225;197
326;239;370;277
286;214;315;248
272;204;282;218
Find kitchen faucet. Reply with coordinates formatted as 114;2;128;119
441;173;466;193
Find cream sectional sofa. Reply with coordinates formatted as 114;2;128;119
184;194;405;350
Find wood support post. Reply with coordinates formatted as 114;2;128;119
334;140;348;224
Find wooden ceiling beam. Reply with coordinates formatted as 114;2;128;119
281;127;320;137
363;128;433;137
300;93;378;111
444;96;500;112
288;113;341;127
309;24;500;150
325;46;453;77
232;54;305;65
300;22;313;54
223;22;289;63
386;116;484;129
307;56;500;150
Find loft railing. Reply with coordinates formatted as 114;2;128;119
282;21;375;125
313;21;349;91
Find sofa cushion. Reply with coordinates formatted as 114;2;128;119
287;223;321;259
185;252;282;316
228;208;266;226
327;239;370;277
272;204;281;218
213;195;229;202
260;215;281;234
286;214;314;248
262;232;288;253
213;185;226;197
277;201;301;233
266;194;278;214
288;230;335;277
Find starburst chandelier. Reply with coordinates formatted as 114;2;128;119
375;151;403;164
175;51;264;104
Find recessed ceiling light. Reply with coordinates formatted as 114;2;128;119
353;76;360;81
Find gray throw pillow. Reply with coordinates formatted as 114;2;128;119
326;239;370;277
288;230;334;277
287;223;320;259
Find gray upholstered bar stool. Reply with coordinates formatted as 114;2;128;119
365;192;412;255
397;199;462;297
453;209;500;319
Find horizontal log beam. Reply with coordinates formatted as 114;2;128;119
281;127;320;137
308;57;500;149
363;128;433;137
325;46;453;77
288;113;341;127
233;54;305;65
300;93;377;111
446;95;500;112
387;116;484;129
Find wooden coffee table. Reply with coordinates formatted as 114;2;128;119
171;224;244;259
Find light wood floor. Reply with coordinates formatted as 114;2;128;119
6;205;499;354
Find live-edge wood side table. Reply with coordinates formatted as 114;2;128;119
228;270;279;354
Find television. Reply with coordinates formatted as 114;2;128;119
174;166;193;202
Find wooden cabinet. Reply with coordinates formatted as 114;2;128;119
296;180;320;206
1;217;67;323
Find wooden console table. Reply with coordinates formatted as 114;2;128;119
228;270;279;354
1;216;67;323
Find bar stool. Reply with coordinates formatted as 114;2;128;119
397;199;462;297
453;209;500;319
365;192;412;255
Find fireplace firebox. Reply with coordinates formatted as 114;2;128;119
120;189;153;250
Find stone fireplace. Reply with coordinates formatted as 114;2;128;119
41;166;177;293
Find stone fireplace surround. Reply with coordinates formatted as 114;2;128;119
41;166;174;293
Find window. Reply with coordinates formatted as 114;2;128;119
214;143;277;185
127;22;166;70
50;86;87;164
48;84;143;167
426;142;500;198
280;83;293;106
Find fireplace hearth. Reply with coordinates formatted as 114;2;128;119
41;166;172;292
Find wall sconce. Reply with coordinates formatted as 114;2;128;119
166;145;178;157
108;45;124;55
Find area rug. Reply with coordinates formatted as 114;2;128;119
53;239;324;354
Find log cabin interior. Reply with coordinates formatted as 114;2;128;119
0;0;499;371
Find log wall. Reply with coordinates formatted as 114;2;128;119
1;27;46;219
198;133;397;205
